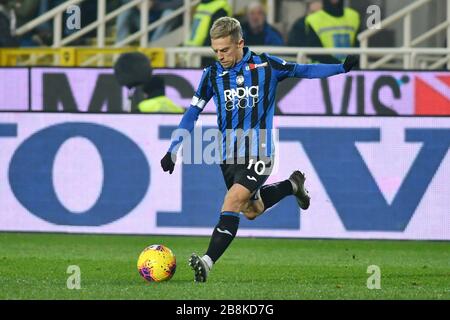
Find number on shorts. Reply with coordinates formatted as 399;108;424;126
247;159;266;176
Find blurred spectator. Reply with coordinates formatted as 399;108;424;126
35;1;70;44
0;0;18;47
79;0;98;39
14;0;41;46
116;0;140;43
241;1;283;46
287;0;321;47
115;0;139;43
185;0;231;47
116;0;182;45
305;0;361;63
138;76;184;113
150;0;183;41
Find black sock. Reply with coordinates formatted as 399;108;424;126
259;180;293;210
205;212;240;263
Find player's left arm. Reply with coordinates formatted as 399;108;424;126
161;67;213;174
265;54;359;80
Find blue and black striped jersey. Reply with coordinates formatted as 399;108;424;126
169;47;345;161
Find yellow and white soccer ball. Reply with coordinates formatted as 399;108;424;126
137;244;176;282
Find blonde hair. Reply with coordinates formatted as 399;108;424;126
210;17;243;43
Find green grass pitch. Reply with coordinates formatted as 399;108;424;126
0;232;449;299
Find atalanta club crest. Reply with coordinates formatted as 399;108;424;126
236;75;244;86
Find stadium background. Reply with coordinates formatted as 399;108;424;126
0;0;449;300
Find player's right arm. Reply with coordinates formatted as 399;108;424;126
161;67;213;174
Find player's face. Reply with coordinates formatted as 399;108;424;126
211;36;244;69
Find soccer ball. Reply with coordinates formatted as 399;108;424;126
137;244;176;282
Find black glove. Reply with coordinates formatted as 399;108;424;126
343;55;359;73
161;152;176;174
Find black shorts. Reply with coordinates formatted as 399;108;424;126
220;157;274;193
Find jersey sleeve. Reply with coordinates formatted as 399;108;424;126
190;67;214;110
264;54;297;81
167;67;214;154
265;54;345;81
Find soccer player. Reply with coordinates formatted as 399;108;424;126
161;17;358;282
